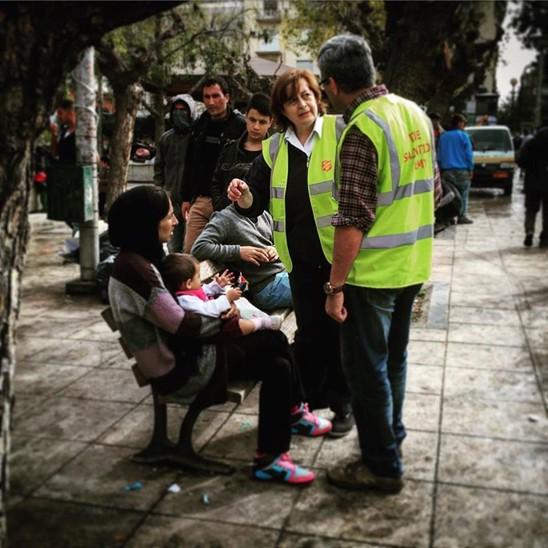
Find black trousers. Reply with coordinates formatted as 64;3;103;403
525;189;548;241
226;330;304;455
289;260;351;413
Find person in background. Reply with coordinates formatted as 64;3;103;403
318;34;441;493
181;76;246;252
517;120;548;248
227;69;353;438
428;111;444;146
154;94;196;252
437;113;474;224
50;99;76;165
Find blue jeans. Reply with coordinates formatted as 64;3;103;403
340;283;422;478
252;271;293;311
442;169;471;217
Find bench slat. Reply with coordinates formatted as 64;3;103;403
119;337;133;359
132;363;150;387
101;307;118;332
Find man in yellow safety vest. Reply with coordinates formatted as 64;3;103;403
318;34;442;493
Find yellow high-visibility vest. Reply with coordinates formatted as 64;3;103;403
262;114;345;272
337;94;435;288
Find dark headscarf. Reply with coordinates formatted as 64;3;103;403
108;185;169;269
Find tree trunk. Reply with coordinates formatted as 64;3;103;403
106;82;144;212
0;3;180;541
153;91;166;146
383;1;505;118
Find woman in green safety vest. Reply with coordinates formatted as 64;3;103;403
227;69;353;437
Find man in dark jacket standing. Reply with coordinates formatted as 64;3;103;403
154;94;196;252
182;76;246;252
518;121;548;248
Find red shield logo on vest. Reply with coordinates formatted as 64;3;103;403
321;160;332;172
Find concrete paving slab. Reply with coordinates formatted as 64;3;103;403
449;306;522;326
444;368;542;404
14;397;135;442
410;327;447;342
127;515;281;548
14;361;92;397
154;468;301;529
22;337;110;367
279;532;378;547
433;485;548;548
285;476;433;547
35;444;178;511
403;393;441;432
407;364;443;396
7;497;145;548
448;323;528;347
442;397;548;441
10;435;88;496
438;435;548;494
408;340;446;366
449;291;517;309
58;368;147;404
446;342;533;371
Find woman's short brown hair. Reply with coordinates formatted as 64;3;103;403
270;69;325;131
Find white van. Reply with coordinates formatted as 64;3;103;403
464;125;515;196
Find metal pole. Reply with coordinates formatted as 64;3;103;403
69;47;99;290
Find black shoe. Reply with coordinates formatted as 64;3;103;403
524;233;533;247
328;410;355;438
457;216;474;224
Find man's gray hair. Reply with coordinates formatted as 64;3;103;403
318;34;376;93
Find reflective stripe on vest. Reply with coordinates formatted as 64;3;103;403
264;115;343;272
361;223;433;249
337;94;435;288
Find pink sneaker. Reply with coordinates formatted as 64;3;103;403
291;403;332;437
253;453;315;485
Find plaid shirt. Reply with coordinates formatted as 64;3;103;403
333;85;442;233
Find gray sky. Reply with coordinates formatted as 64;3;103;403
496;14;537;101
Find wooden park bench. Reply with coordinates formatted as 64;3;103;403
101;259;293;475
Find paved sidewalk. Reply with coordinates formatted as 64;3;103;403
8;183;548;547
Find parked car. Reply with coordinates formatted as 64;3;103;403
465;125;515;196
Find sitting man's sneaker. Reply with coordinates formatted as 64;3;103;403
329;408;355;438
327;460;404;494
457;215;474;224
253;452;315;485
524;233;533;247
291;403;332;437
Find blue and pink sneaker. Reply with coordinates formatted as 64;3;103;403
290;403;332;437
253;452;315;485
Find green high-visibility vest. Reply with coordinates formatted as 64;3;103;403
337;94;435;288
262;114;345;272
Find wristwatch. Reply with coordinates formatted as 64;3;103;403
323;281;345;295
